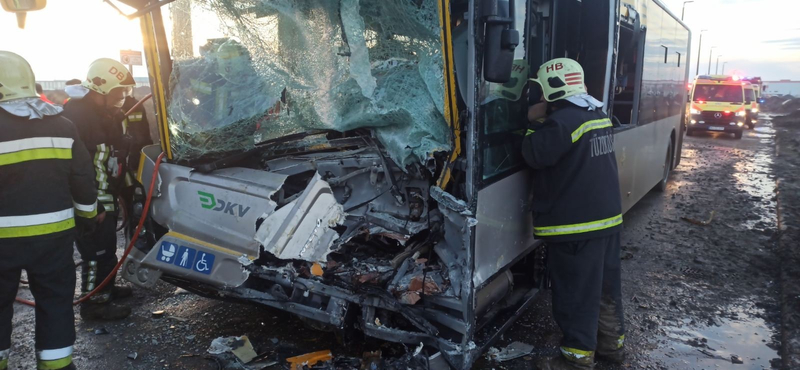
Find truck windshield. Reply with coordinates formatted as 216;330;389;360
692;84;744;103
744;88;756;102
163;0;451;166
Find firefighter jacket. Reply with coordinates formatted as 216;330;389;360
522;104;622;242
0;110;98;240
121;96;152;179
62;98;125;213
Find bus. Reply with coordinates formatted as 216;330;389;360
4;1;690;368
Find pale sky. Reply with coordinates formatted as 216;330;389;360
1;0;799;81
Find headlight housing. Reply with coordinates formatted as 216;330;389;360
737;110;746;117
690;108;699;114
751;108;759;113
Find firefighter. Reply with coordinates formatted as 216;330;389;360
522;58;625;370
62;58;136;320
0;51;98;370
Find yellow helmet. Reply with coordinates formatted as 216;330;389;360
215;40;249;82
529;58;587;102
82;58;135;96
0;51;38;103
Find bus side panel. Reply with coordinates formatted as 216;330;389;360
473;170;535;286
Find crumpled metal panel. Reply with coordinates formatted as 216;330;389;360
166;0;451;167
254;173;345;263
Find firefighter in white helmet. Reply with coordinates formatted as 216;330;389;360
522;58;625;370
0;51;98;370
62;58;136;320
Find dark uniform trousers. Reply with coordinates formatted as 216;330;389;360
75;211;118;302
547;232;625;353
0;234;76;351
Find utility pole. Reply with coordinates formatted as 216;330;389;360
707;46;717;75
715;55;723;74
696;29;708;77
721;62;728;74
682;1;694;21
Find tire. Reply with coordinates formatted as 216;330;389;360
655;140;673;192
734;131;743;140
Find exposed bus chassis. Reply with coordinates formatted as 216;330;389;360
124;140;545;369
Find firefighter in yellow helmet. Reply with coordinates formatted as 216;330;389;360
522;58;625;370
0;51;98;370
62;58;136;320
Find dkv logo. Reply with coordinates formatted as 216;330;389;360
198;191;252;217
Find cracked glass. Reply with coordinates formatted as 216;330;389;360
164;0;451;168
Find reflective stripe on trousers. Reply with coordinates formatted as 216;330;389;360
0;208;75;238
560;347;594;365
534;214;623;237
37;346;73;370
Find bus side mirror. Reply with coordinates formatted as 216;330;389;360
1;0;46;29
482;0;519;83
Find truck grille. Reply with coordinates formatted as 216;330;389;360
699;111;735;123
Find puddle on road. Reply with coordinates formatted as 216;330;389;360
651;304;779;369
733;122;777;230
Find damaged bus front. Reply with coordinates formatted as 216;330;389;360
121;0;689;367
125;1;541;367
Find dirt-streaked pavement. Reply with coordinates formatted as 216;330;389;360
8;117;790;370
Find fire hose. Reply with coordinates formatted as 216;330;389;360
16;94;162;307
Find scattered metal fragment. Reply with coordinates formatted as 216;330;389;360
127;352;138;360
93;327;109;335
731;354;744;364
681;211;716;226
152;310;166;317
286;350;332;370
208;336;258;364
486;341;534;362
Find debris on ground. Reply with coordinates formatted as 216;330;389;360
208;336;258;364
127;352;138;360
93;327;109;335
286;350;333;370
731;354;744;364
151;310;165;318
681;210;716;226
486;341;535;362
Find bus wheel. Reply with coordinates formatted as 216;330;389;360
655;141;673;192
734;131;743;140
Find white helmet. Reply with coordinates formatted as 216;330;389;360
0;51;38;103
82;58;135;96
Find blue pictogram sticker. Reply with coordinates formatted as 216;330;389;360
174;246;197;270
157;242;178;264
192;251;215;275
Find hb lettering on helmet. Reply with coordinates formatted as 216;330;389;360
546;62;564;73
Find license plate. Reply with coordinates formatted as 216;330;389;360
709;126;725;131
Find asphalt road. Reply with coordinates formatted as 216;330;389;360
8;118;784;370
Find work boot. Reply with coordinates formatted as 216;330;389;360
54;363;77;370
535;355;594;370
111;284;133;299
80;301;132;320
596;333;626;364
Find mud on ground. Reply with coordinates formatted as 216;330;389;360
772;112;800;369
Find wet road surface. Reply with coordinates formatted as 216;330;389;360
9;119;783;369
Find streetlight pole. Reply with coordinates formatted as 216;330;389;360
707;46;717;75
696;29;708;77
715;55;723;74
721;62;728;74
682;1;694;21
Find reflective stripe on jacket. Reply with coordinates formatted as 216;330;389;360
63;98;122;213
0;111;98;240
522;104;623;242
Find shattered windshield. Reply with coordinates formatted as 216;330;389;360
164;0;451;167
